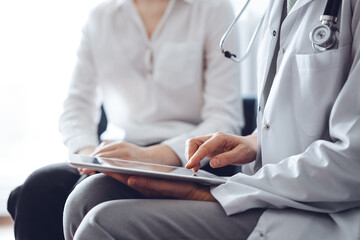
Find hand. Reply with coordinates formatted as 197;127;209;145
76;146;97;175
77;146;96;155
185;132;258;172
92;141;182;166
103;171;216;201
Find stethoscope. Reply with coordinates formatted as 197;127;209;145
219;0;265;63
309;0;342;52
220;0;342;62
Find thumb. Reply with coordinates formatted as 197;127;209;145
209;148;242;168
209;144;255;168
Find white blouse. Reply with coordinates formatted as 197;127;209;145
59;0;244;164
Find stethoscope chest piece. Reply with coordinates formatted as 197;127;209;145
220;0;342;59
309;23;338;52
309;0;342;53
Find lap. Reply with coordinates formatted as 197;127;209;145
9;162;80;208
72;195;263;240
64;173;145;239
22;162;79;188
67;173;144;207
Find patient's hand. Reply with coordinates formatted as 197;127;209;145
103;171;216;202
185;132;258;172
77;146;97;175
92;141;182;166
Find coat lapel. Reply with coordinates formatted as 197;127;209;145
257;0;283;103
287;0;314;16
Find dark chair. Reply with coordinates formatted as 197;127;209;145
97;96;257;176
97;105;108;142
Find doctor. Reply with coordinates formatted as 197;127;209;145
64;0;360;239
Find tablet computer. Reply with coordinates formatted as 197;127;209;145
68;154;227;185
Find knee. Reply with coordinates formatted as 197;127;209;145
73;201;128;240
73;202;111;239
7;163;78;215
64;174;143;239
64;174;113;215
73;200;164;240
7;185;22;218
21;163;79;194
63;174;116;238
64;173;135;216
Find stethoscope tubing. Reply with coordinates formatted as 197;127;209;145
323;0;342;17
221;0;342;61
219;0;265;63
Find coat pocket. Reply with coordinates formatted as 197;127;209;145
291;46;351;137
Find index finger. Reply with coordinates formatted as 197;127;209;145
185;135;211;161
185;134;224;169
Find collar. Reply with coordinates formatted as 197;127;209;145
116;0;193;8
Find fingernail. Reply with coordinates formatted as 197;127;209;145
211;159;220;167
128;177;136;186
192;165;199;172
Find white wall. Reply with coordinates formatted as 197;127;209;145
230;0;267;96
0;0;103;215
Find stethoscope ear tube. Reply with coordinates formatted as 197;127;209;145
323;0;342;18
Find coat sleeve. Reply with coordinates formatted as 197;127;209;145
211;0;360;216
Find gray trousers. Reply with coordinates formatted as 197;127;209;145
64;174;264;240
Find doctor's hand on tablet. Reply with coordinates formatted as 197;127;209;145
185;132;258;172
103;171;216;202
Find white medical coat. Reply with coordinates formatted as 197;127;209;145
211;0;360;239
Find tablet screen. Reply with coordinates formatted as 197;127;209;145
68;154;227;185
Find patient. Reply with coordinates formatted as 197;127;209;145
7;0;241;239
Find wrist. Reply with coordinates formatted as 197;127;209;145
145;144;181;166
76;146;96;155
239;134;257;154
188;185;216;202
247;133;258;153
